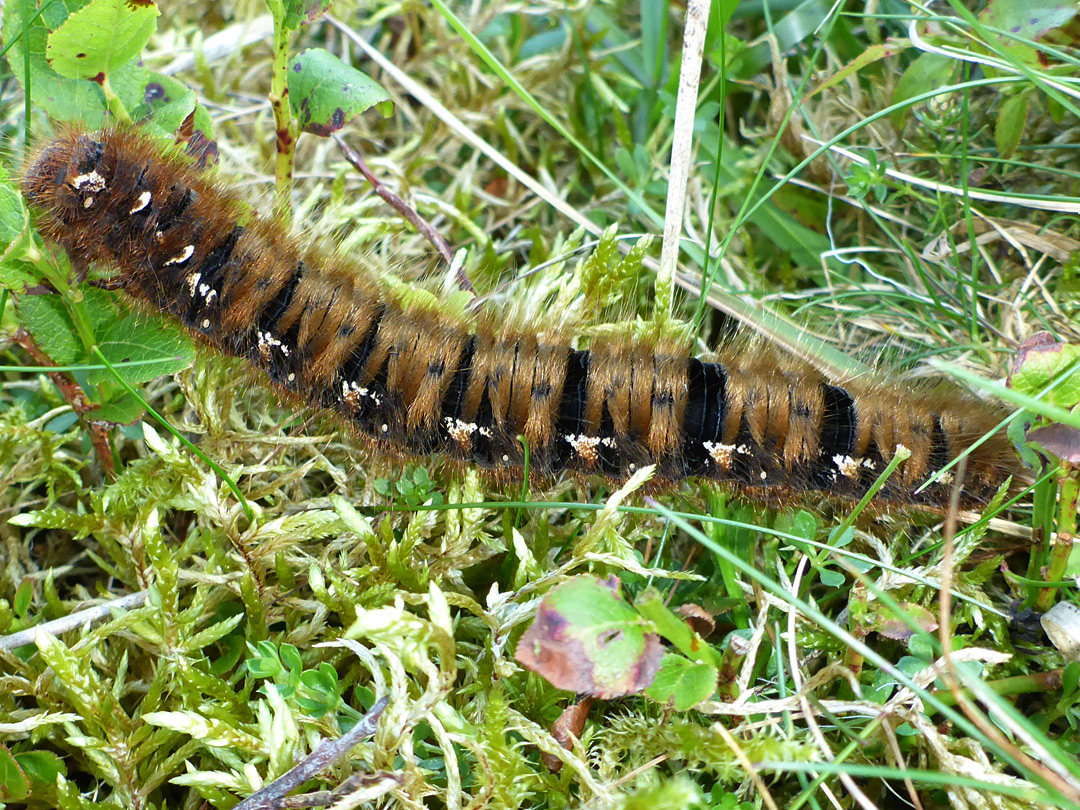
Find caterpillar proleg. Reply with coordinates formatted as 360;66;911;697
20;126;1022;510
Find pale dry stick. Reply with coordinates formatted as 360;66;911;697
787;557;878;810
159;14;276;76
0;591;148;651
655;0;710;322
233;697;389;810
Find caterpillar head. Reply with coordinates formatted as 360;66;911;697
21;131;110;231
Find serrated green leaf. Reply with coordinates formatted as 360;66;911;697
0;165;28;252
46;0;159;81
88;312;194;385
13;750;66;786
15;294;82;365
288;48;392;136
0;745;30;801
995;93;1029;159
88;392;144;425
2;0;108;126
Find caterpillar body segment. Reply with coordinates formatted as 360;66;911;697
20;126;1021;509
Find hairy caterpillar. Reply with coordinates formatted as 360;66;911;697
19;126;1022;510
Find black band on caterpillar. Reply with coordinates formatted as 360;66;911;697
19;126;1022;509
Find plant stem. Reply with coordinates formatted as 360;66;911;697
1038;461;1079;611
267;6;297;220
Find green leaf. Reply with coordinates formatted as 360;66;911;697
89;392;144;425
0;165;29;253
645;654;718;711
995;93;1029;160
283;0;334;29
809;38;910;99
0;745;30;801
88;313;194;386
16;294;82;365
1009;333;1080;410
890;53;954;130
1;0;108;125
818;567;846;588
514;575;664;699
13;751;66;786
46;0;159;81
288;48;393;137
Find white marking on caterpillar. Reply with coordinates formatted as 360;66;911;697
444;417;478;447
164;245;195;266
201;318;211;329
129;191;152;214
380;424;389;434
566;434;602;464
72;171;106;192
501;454;510;462
287;373;295;383
703;441;736;469
759;470;768;481
197;283;218;305
936;470;955;486
185;273;201;297
833;454;860;481
257;331;290;359
83;197;95;208
342;380;379;409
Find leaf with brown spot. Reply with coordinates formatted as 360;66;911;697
515;575;663;699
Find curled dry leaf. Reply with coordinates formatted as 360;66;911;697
675;603;716;638
515;575;664;699
542;697;594;773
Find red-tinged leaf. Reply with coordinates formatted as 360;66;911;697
979;0;1077;63
1008;332;1080;409
515;575;664;699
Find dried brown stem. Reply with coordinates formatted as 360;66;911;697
331;133;473;294
15;328;116;480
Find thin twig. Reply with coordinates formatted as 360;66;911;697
331;133;473;294
0;591;148;651
233;696;390;810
